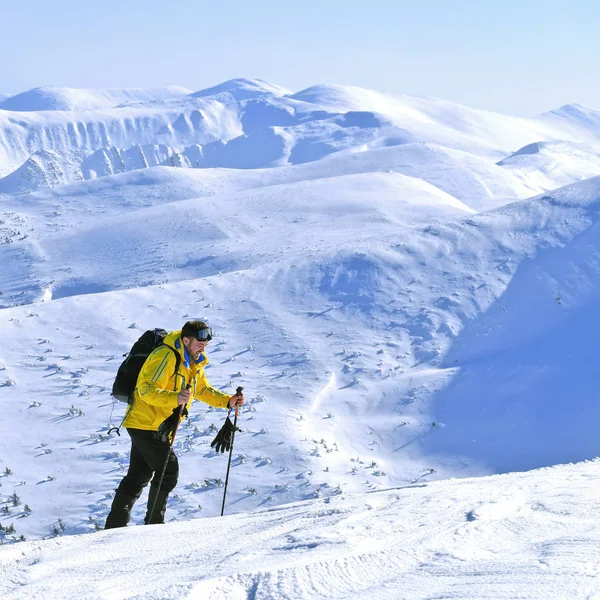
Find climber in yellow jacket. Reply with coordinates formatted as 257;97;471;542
105;320;244;528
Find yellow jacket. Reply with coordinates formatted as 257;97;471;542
122;330;230;430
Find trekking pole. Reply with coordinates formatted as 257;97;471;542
148;383;189;524
221;386;243;517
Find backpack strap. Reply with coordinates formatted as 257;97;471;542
162;344;181;391
108;344;182;436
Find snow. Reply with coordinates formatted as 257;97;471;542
540;103;600;137
2;462;600;599
190;77;291;101
0;77;600;598
2;79;600;186
497;140;600;192
0;86;193;112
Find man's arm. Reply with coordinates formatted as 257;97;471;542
195;371;232;409
136;347;179;408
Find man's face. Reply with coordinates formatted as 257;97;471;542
183;336;209;361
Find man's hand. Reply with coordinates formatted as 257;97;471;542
178;387;191;406
228;392;244;409
158;405;188;443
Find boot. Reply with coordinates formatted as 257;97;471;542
104;490;139;529
145;485;170;524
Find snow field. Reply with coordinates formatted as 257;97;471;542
2;461;600;599
1;78;600;598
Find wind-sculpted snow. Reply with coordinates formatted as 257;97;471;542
0;85;193;112
2;79;600;190
190;77;291;101
497;139;600;192
0;95;244;178
0;141;539;208
0;149;84;193
0;171;471;307
2;462;600;599
541;103;600;136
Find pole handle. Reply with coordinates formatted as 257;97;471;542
234;386;243;417
170;383;192;447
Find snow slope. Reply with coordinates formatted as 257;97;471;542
0;86;193;112
1;164;599;547
2;461;599;600
0;92;244;177
1;79;600;598
540;103;600;139
0;149;85;193
289;84;600;156
498;140;600;192
0;141;530;216
190;77;291;101
2;79;600;192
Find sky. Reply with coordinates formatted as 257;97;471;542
1;1;599;115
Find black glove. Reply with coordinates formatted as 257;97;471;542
210;417;240;453
157;405;188;443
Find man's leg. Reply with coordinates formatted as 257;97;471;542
145;449;179;524
105;429;179;528
105;433;153;529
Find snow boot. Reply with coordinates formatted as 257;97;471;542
104;490;140;529
145;486;170;525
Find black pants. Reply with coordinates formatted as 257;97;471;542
105;428;179;528
118;428;179;497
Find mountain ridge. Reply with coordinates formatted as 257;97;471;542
2;80;600;187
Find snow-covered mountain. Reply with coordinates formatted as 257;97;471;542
1;78;599;598
498;139;600;192
0;85;193;112
2;78;600;193
189;77;291;101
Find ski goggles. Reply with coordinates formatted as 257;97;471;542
194;327;213;341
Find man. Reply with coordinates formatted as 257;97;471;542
104;320;244;528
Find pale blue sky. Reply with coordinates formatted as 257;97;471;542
1;0;597;116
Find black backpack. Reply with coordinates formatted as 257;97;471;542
112;328;181;404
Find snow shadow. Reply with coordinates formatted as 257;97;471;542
52;280;114;300
425;221;600;473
